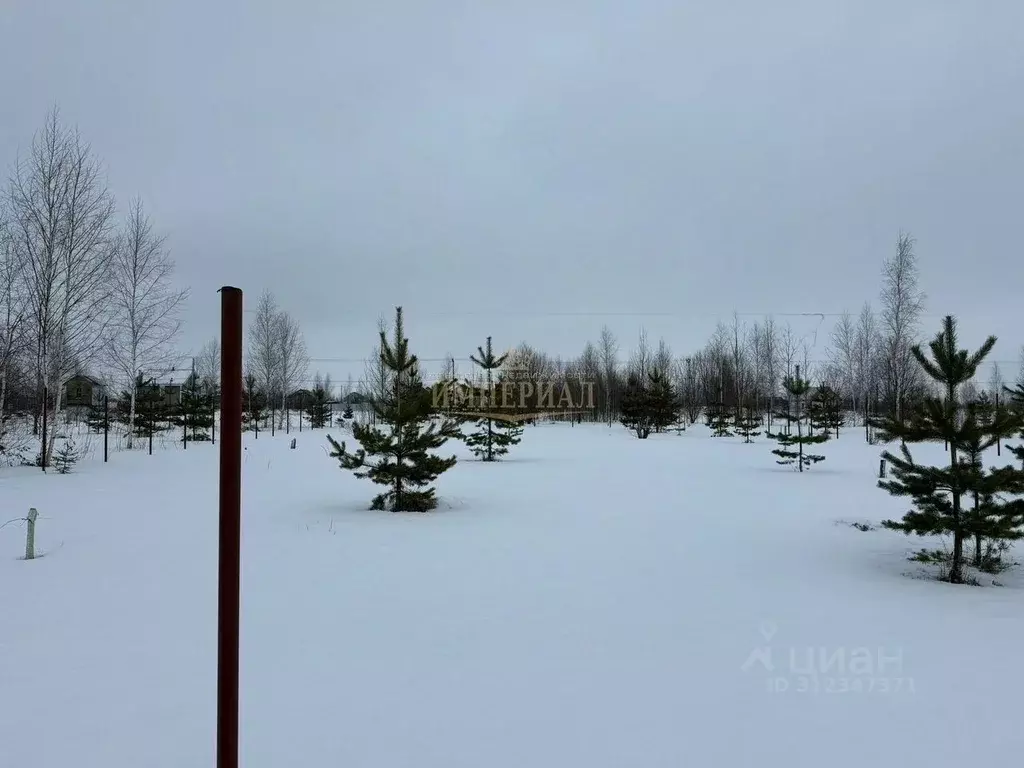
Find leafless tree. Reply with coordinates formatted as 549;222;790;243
654;337;673;375
275;310;309;428
598;325;618;426
828;310;858;410
9;108;117;462
800;341;812;383
628;328;652;381
961;378;980;406
779;323;798;379
879;231;926;421
195;337;221;389
761;316;780;429
246;289;281;422
107;197;187;446
987;362;1003;398
729;312;750;412
744;321;765;413
312;371;334;398
360;314;390;426
1;206;29;421
854;302;880;432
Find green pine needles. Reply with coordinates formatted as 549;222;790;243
326;307;458;512
462;336;523;461
734;406;761;443
619;367;680;439
873;315;1024;584
1004;381;1024;468
766;367;828;471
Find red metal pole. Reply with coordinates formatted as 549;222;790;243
218;287;243;768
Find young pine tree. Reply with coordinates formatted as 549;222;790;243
173;372;215;441
707;399;733;437
646;367;681;433
620;372;654;439
1004;382;1024;468
767;367;828;471
305;383;332;429
463;337;522;461
874;315;1024;584
809;384;844;438
135;380;169;441
957;401;1024;569
734;405;761;443
327;307;458;512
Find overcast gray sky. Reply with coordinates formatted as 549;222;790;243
3;0;1022;388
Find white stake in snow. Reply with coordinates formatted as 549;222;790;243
25;508;39;560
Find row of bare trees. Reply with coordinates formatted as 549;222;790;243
1;108;188;463
360;232;1006;438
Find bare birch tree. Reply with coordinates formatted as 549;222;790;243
598;325;618;426
275;310;309;429
761;316;779;430
779;323;798;379
628;328;652;381
246;289;281;425
360;314;390;426
107;197;187;446
879;231;926;421
196;337;221;389
987;362;1003;398
745;322;764;413
828;310;858;411
854;302;880;434
1;205;29;422
9;109;117;463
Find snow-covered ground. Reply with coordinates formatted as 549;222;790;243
2;422;1022;767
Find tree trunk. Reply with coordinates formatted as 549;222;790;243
951;528;965;584
45;380;66;464
127;385;138;450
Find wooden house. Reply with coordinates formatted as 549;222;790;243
62;375;106;408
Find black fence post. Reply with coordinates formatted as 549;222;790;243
103;395;109;462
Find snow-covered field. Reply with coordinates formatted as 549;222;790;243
2;422;1022;767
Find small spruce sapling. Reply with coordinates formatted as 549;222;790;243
52;437;80;474
767;367;827;471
